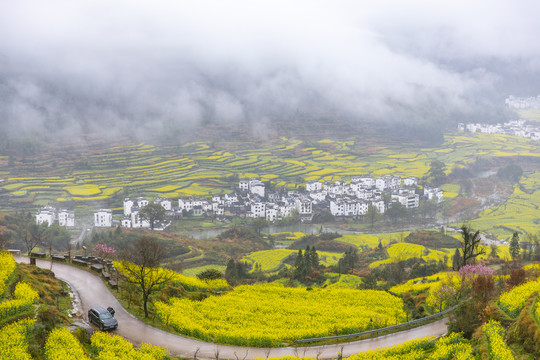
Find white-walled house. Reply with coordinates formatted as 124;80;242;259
136;197;149;208
351;176;375;188
424;187;444;203
278;204;293;218
124;197;149;215
130;210;150;228
58;209;75;227
121;217;132;228
392;193;420;209
375;177;388;191
249;180;265;198
178;198;194;211
154;197;172;211
94;209;113;227
298;200;313;215
403;177;418;187
306;181;323;192
266;206;278;222
36;206;56;226
224;193;238;203
123;198;134;216
250;202;266;218
370;200;386;214
239;180;249;191
214;205;225;216
309;191;327;201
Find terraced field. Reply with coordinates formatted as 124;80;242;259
241;248;342;273
1;132;538;237
470;171;540;237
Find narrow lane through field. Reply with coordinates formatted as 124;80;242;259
15;257;449;359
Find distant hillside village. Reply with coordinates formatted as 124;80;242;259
457;119;540;141
35;176;444;230
504;94;540;110
456;95;540;141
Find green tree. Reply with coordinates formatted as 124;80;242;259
458;225;485;269
45;224;72;252
509;232;520;260
497;164;523;182
337;247;357;274
489;244;499;259
196;268;223;280
386;202;406;224
119;236;171;318
365;204;381;231
425;160;447;186
139;203;166;230
293;249;306;280
250;217;268;235
225;259;246;285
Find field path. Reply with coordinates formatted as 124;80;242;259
16;257;449;359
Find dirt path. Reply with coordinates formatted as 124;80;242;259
16;257;449;359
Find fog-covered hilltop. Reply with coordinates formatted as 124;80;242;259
1;1;538;149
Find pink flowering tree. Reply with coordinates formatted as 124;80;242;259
92;243;116;260
459;264;494;278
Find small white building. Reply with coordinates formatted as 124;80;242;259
309;191;327;201
351;176;375;187
214;205;225;216
298;200;313;215
94;209;113;228
121;217;132;228
424;187;444;203
249;179;265;198
370;200;386;214
250;202;266;218
123;198;134;216
266;206;278;222
392;193;420;209
36;206;56;226
403;177;418;187
224;193;238;203
178;198;194;211
58;209;75;227
278;204;294;218
239;180;249;191
130;210;150;228
306;181;323;192
154;197;172;211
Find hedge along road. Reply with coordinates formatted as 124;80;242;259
15;257;449;359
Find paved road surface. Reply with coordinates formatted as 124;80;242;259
15;257;449;359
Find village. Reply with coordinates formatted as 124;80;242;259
456;95;540;141
458;119;540;141
35;176;444;230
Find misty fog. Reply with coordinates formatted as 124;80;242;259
1;0;539;144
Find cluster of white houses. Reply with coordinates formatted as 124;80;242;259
458;119;540;141
35;206;75;227
505;95;540;110
91;176;443;228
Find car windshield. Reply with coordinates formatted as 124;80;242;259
99;312;112;320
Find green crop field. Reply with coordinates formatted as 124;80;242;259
1;132;538;238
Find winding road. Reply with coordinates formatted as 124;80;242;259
15;257;448;359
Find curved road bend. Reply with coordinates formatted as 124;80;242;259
15;257;449;359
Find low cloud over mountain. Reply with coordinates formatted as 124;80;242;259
1;0;539;143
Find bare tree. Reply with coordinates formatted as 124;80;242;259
119;236;171;318
459;225;485;269
29;223;49;255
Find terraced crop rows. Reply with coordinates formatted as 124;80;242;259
1;132;538;235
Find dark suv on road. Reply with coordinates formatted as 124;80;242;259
88;306;118;331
